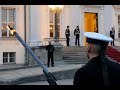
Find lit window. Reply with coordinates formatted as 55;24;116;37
1;8;15;37
49;11;60;37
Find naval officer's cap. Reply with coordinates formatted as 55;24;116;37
84;32;113;45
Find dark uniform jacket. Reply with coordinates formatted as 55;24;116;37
65;29;70;38
73;56;120;86
46;44;55;54
74;29;80;36
110;29;115;39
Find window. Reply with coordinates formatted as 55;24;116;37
118;15;120;38
1;8;15;37
49;11;60;37
3;52;16;64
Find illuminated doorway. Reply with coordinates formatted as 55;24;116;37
84;12;98;46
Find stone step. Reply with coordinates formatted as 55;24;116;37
63;52;86;54
62;49;86;52
64;62;88;64
62;56;87;60
62;53;86;55
63;60;88;62
62;46;87;64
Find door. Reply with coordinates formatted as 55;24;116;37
84;12;98;46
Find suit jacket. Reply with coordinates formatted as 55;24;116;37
65;29;70;38
74;29;80;36
46;44;55;54
73;56;120;87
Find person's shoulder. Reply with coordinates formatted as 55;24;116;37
75;64;87;74
51;44;54;46
107;58;120;69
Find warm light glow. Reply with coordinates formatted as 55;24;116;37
6;25;16;35
50;27;53;29
84;13;98;46
42;35;44;38
1;26;4;30
48;5;64;13
6;25;11;31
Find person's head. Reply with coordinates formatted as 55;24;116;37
112;27;115;31
48;41;51;45
76;26;79;29
84;32;113;60
67;26;69;29
86;43;101;59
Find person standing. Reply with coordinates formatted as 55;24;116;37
46;41;55;67
74;26;80;46
110;27;115;46
73;32;120;87
65;26;70;46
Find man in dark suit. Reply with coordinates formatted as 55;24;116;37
74;26;80;46
46;41;55;67
110;27;115;46
65;26;70;46
73;32;120;87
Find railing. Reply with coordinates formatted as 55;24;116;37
44;38;66;45
28;41;43;47
28;38;67;46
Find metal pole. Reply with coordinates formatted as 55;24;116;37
24;5;29;66
15;32;49;73
7;26;57;85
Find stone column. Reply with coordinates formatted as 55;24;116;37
103;5;113;37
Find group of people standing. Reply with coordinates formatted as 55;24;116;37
45;26;115;70
65;25;115;47
65;26;80;46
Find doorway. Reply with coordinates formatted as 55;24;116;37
84;12;98;46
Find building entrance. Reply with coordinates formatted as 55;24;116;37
84;12;98;46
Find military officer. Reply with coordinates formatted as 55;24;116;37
73;32;120;87
46;41;55;67
65;26;70;46
74;26;80;46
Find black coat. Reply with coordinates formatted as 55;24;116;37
110;30;115;39
73;56;120;86
65;29;70;38
46;44;55;54
74;29;80;37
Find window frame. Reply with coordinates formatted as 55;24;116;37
3;52;16;64
118;15;120;38
1;7;16;38
49;10;61;38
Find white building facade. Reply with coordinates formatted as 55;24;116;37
0;5;120;65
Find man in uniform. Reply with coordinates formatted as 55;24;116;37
46;41;55;67
73;32;120;86
110;27;115;46
65;26;70;46
74;26;80;46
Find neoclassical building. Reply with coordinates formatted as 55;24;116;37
0;5;120;65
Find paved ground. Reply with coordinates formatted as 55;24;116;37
0;61;84;85
19;79;73;85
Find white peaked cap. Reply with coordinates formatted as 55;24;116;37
84;32;113;45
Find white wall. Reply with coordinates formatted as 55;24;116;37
103;5;113;37
0;5;25;64
30;5;42;42
70;5;80;46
